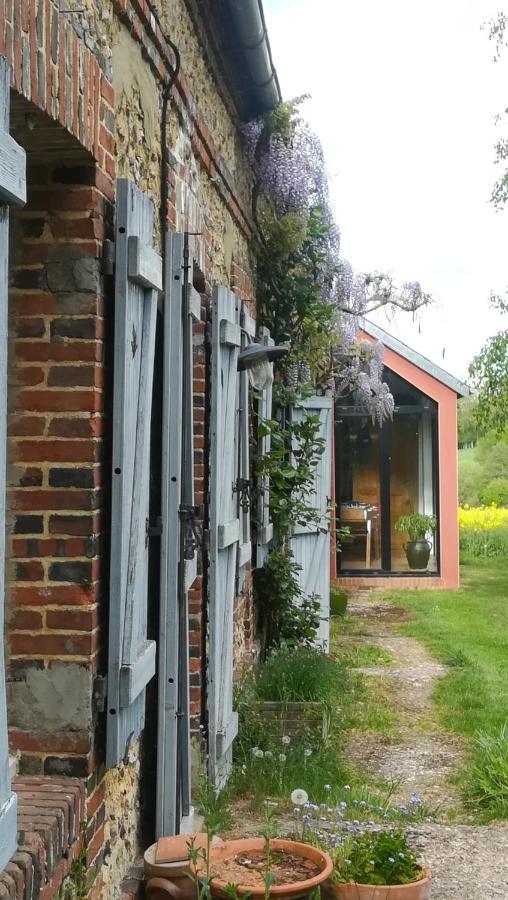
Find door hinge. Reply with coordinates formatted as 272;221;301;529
233;477;250;512
102;240;115;277
93;675;107;713
179;504;204;559
146;516;163;545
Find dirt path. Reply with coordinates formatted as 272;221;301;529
342;591;508;900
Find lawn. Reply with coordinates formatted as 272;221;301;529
384;557;508;738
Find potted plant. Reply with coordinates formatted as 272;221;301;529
394;514;436;571
203;837;333;899
325;829;431;899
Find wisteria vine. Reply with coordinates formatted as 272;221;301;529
244;99;431;423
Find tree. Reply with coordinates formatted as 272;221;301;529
457;396;483;447
469;297;508;432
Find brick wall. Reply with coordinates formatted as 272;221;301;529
6;161;113;780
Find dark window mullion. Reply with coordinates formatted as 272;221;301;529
380;421;391;571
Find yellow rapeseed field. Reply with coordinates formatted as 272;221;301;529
459;505;508;531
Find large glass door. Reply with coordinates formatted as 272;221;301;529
336;371;439;575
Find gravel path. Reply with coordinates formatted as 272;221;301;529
343;591;508;899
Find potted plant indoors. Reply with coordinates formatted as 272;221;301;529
325;828;431;900
394;514;436;571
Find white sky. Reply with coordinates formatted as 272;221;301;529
263;0;508;381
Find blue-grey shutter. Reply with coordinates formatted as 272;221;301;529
208;285;241;788
237;304;255;587
0;56;26;871
290;394;333;650
156;233;200;837
106;180;162;768
255;327;274;568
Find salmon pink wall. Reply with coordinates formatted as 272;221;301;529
334;332;460;590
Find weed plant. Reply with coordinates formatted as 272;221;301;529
466;724;508;819
252;644;347;710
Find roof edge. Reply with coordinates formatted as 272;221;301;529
361;319;471;398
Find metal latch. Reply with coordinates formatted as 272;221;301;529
179;504;204;559
234;477;250;512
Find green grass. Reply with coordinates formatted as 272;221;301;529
385;558;508;737
339;642;395;669
384;558;508;819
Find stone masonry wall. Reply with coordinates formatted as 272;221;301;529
1;0;260;895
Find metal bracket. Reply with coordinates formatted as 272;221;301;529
233;477;250;512
146;516;163;545
102;240;115;277
179;504;203;559
93;675;107;713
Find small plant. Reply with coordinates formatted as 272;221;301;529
253;644;346;711
332;829;421;886
466;723;508;817
254;550;320;658
394;514;436;542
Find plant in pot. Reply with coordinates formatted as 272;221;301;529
394;514;436;571
201;805;333;899
326;828;431;899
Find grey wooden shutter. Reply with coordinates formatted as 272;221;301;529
0;56;26;870
106;180;162;768
290;394;333;650
156;233;200;837
255;327;274;568
208;285;241;787
237;304;255;587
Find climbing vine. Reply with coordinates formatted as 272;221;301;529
246;98;431;651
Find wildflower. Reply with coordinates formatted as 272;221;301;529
344;784;351;791
264;750;273;758
340;802;347;809
253;748;264;758
388;857;395;864
344;859;352;866
279;753;287;762
409;792;423;806
369;860;375;867
324;784;331;791
304;749;312;757
291;789;309;806
398;853;405;859
251;746;260;755
282;735;291;745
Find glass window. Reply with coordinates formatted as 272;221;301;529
336;416;382;570
335;371;439;575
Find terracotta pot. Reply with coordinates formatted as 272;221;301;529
146;877;195;900
204;837;333;899
324;867;431;900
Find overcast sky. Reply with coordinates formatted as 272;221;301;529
264;0;508;381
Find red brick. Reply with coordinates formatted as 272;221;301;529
49;514;100;536
10;631;98;657
46;607;98;631
13;584;98;607
100;75;114;106
9;489;99;511
10;366;45;386
10;609;43;630
10;729;90;754
87;779;106;817
13;389;102;413
15;341;102;363
8;415;46;436
13;560;44;581
14;439;98;462
48;415;104;438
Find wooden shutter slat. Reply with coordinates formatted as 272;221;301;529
208;285;241;788
106;179;161;768
255;327;274;568
127;236;163;291
0;56;24;871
